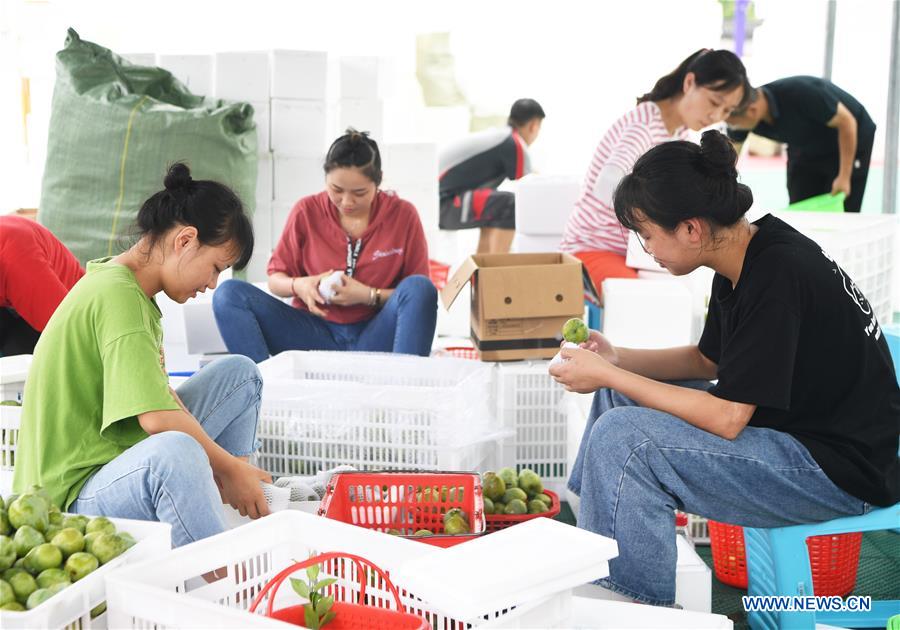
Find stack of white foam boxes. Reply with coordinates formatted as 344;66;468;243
512;174;580;253
268;50;333;282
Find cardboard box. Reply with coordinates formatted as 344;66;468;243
441;253;595;361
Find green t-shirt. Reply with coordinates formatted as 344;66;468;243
12;258;180;508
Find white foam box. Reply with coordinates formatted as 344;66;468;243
120;52;156;66
512;233;562;253
514;174;580;235
213;51;270;101
413;105;471;145
256;151;273;203
273;154;323;203
389;183;439;231
270;49;328;100
636;267;715;344
601;278;693;348
272;200;296;245
520;597;732;629
339;55;394;99
249;100;271;153
270;98;330;156
380;142;439;189
675;533;712;613
245;201;273;284
338;98;384;141
156;54;213;96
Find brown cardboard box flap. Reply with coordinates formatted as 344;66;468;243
440;256;479;310
440;253;586;313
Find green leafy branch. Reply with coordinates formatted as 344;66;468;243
290;562;337;629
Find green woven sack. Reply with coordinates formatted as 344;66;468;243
38;28;258;265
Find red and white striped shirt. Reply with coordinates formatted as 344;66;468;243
560;101;689;255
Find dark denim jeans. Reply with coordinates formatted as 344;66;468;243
213;275;438;361
568;381;868;606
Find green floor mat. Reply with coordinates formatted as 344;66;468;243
555;503;900;626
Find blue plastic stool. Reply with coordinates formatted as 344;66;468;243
585;302;602;330
885;324;899;386
744;504;900;629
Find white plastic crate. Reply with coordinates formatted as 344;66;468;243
0;404;21;494
687;513;710;545
494;361;569;495
0;354;31;402
1;516;171;630
256;352;509;476
106;510;618;630
772;210;897;325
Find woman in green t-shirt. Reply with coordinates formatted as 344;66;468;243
13;163;270;546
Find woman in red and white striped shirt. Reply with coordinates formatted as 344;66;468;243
560;49;750;297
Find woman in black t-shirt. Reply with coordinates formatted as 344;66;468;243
550;130;899;607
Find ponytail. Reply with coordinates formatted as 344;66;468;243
637;48;749;106
614;130;753;232
135;162;254;270
323;128;383;186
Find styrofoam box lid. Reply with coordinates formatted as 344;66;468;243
0;354;31;384
566;597;733;629
603;278;691;297
397;517;618;621
0;404;22;427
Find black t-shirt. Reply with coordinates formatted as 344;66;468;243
727;76;874;162
438;127;529;200
699;215;899;506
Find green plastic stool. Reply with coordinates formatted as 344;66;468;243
744;505;900;629
781;192;846;213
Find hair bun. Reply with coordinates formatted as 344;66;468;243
164;162;193;192
699;130;737;178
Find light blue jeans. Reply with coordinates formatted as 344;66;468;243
568;381;869;606
71;355;262;548
212;275;438;362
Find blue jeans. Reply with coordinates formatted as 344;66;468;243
568;381;869;606
212;276;438;362
71;355;262;548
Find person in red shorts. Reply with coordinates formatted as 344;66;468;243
0;215;84;355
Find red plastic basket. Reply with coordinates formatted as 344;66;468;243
319;471;486;548
428;259;450;291
249;552;428;630
484;490;561;533
708;520;863;594
432;346;481;361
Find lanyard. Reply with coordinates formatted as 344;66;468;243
345;237;362;277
